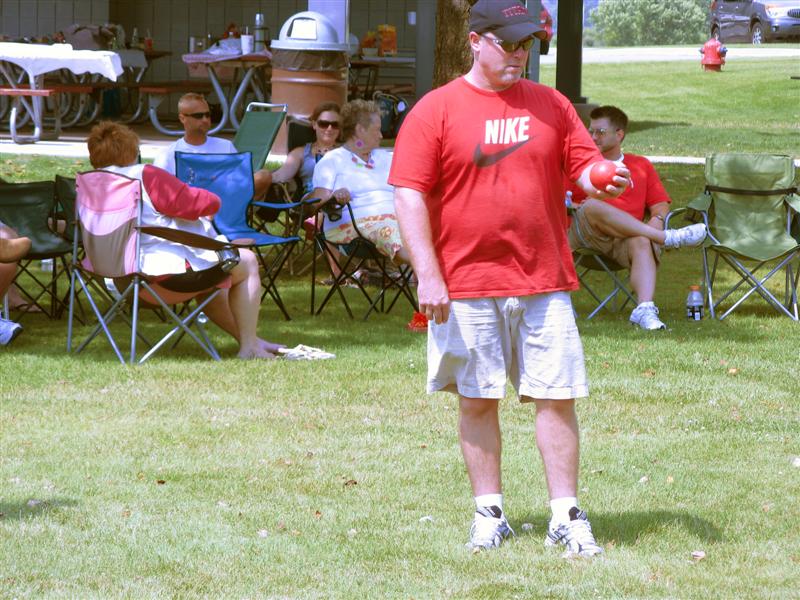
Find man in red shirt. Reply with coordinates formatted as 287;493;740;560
391;0;630;556
567;106;707;330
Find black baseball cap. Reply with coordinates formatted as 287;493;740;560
469;0;546;43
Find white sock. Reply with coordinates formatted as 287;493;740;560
637;301;655;309
663;229;677;247
475;493;503;512
550;496;578;524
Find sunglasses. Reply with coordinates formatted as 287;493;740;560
588;127;618;136
481;34;535;53
317;119;340;129
182;111;211;120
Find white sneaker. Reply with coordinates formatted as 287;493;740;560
0;317;22;345
467;505;515;550
630;302;666;330
545;507;603;557
663;223;707;249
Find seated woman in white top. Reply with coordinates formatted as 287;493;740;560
310;99;410;264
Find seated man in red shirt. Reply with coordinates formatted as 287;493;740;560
567;105;706;330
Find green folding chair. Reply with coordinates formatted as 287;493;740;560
232;102;287;173
669;153;800;320
0;180;73;320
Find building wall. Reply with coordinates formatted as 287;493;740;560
1;0;419;115
1;1;417;81
109;0;417;84
0;0;110;40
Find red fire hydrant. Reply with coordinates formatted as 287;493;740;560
700;38;727;71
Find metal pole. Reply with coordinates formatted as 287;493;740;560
415;2;436;97
555;0;587;103
526;0;542;83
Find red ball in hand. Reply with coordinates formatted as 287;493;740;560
589;160;618;191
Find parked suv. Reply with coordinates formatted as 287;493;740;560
710;1;800;44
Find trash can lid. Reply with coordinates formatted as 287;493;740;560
271;11;349;51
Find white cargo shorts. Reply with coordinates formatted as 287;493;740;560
426;292;588;401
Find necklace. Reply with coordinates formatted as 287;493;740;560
344;144;374;169
312;142;335;156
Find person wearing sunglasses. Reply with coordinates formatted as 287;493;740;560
271;101;342;197
153;93;274;199
311;99;413;267
390;0;628;556
565;106;707;331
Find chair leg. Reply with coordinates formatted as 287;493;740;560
137;281;222;363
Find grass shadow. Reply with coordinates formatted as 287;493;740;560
512;509;723;546
0;497;79;521
626;120;692;134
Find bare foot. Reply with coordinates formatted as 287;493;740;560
258;338;286;354
237;347;277;360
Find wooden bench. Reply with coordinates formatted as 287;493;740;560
139;80;214;96
0;84;95;96
0;85;98;143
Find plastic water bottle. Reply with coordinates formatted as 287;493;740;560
686;285;703;321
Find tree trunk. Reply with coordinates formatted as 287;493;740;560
433;0;473;89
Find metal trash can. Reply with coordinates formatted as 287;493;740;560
270;11;349;154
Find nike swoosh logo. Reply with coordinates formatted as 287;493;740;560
473;139;529;168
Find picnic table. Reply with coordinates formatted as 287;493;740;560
0;42;122;143
144;48;272;136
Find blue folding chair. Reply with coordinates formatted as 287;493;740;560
175;151;306;320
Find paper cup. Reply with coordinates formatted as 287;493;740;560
240;34;254;55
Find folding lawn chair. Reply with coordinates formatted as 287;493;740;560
0;180;73;320
567;201;636;319
66;169;242;364
175;151;308;320
273;116;322;275
668;152;800;320
310;203;418;320
572;247;636;319
232;102;287;174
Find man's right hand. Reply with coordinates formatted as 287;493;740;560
417;274;450;325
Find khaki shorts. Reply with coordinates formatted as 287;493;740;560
568;203;661;268
426;292;588;401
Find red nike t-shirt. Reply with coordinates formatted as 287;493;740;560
388;77;601;298
568;153;671;220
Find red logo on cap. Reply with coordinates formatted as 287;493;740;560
501;6;528;18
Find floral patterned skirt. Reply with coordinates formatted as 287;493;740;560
324;213;403;260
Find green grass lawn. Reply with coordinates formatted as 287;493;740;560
542;56;800;158
1;163;799;597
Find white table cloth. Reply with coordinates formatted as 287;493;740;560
0;42;123;143
0;42;122;81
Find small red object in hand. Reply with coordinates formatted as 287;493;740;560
589;160;618;191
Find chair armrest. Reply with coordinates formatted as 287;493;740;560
251;200;304;211
137;226;251;250
665;206;709;232
784;192;800;215
687;192;712;212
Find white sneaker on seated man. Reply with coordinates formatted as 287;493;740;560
567;105;706;330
